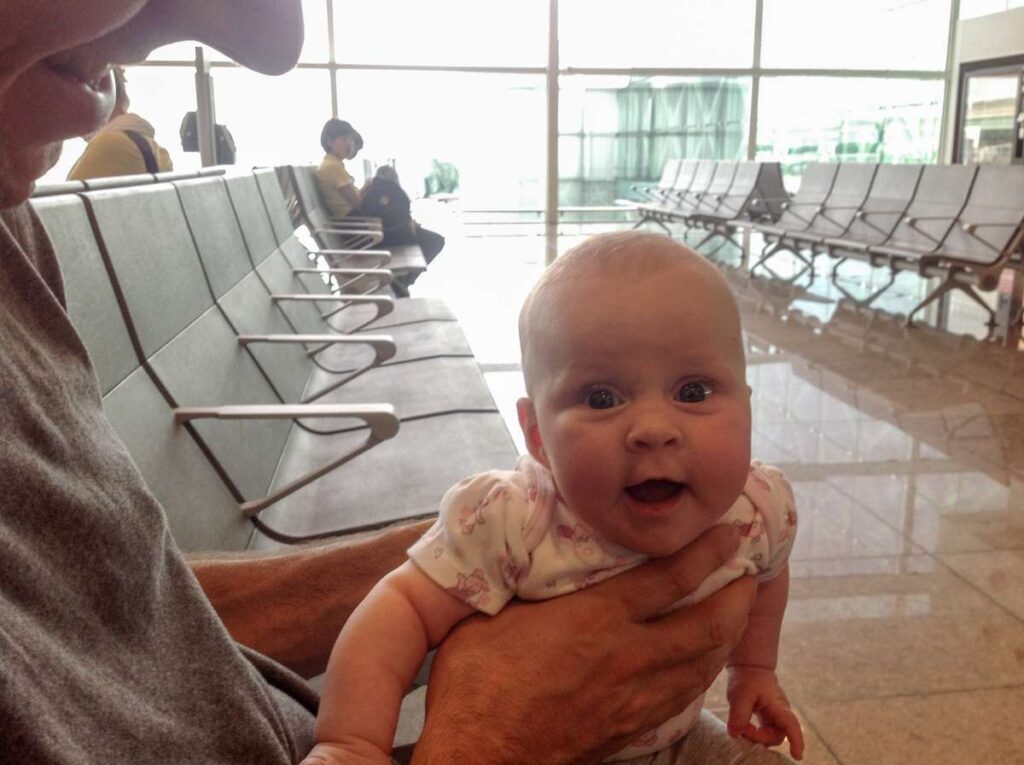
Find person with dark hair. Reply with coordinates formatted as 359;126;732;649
360;164;445;265
317;117;365;219
67;65;173;180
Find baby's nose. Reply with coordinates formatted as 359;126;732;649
626;412;682;451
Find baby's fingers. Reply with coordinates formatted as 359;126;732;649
762;706;805;760
727;694;756;737
744;723;787;749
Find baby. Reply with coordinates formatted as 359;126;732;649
309;231;803;763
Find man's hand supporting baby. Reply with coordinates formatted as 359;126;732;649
300;525;754;764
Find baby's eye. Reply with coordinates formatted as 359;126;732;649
586;389;619;409
677;382;712;403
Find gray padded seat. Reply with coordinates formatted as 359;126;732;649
928;165;1024;272
173;176;498;417
752;162;839;240
633;159;682;204
80;184;517;541
246;170;455;331
785;163;879;247
866;164;978;263
220;175;472;366
30;194;256;552
686;161;738;220
288;164;427;276
823;164;923;256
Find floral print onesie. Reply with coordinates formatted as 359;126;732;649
408;455;798;761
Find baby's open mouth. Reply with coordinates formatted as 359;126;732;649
625;479;685;504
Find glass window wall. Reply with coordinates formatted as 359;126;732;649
560;0;756;69
756;77;944;189
761;0;952;70
332;0;547;67
337;72;546;207
214;67;333;169
560;76;751;205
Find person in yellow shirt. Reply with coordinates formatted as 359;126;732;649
67;67;173;181
316;118;367;219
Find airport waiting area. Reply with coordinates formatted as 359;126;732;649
5;1;1024;764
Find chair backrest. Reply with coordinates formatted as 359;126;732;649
803;163;878;239
82;184;293;503
223;173;339;333
771;162;839;231
79;173;157;191
253;167;300;247
751;162;788;221
175;175;311;403
656;159;681;189
882;164;978;254
671;159;699;194
32;181;87;198
939;165;1024;266
714;161;761;218
31;193;253;552
839;164;923;246
685;160;716;198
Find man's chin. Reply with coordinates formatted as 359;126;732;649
0;141;62;209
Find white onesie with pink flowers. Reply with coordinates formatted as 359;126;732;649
408;455;798;761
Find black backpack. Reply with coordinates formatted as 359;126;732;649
360;178;412;234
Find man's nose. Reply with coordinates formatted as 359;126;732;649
626;408;682;451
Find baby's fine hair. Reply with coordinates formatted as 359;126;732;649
518;231;741;394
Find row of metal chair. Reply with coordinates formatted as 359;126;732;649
30;168;518;553
631;158;788;251
635;158;1024;330
741;162;1024;328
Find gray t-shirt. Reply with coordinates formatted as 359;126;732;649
0;204;316;762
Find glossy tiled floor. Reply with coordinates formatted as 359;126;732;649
409;211;1024;765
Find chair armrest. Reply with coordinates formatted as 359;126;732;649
238;333;396;364
175;403;400;517
314;226;384;246
293;267;392;278
174;402;398;440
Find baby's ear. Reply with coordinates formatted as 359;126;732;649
516;397;548;467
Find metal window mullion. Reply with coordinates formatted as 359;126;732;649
938;0;962;162
545;0;559;265
748;0;765;161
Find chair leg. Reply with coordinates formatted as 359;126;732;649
906;273;996;329
831;258;896;309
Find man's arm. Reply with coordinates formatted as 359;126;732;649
413;525;755;764
187;519;433;678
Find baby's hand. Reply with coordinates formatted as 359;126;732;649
726;665;804;760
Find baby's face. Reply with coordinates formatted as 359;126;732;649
519;258;751;557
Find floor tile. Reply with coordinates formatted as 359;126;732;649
782;555;1024;703
801;687;1024;765
939;549;1024;620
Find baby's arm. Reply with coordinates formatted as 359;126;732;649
308;560;476;764
726;563;805;760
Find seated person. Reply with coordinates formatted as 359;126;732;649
316;118;367;220
67;66;173;180
360;165;445;265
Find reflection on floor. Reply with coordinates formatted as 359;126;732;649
408;214;1024;765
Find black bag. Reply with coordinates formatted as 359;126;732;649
360;178;413;239
179;111;236;165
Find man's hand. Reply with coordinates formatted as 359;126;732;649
412;525;756;764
